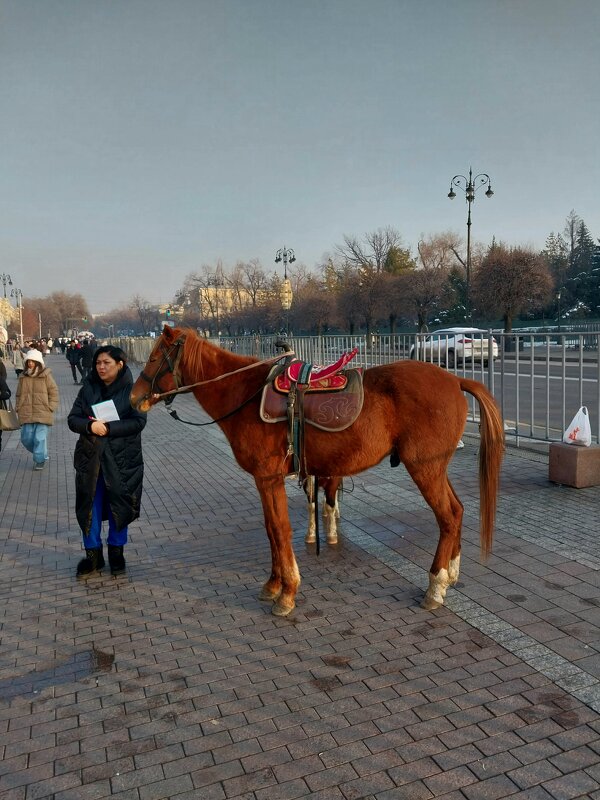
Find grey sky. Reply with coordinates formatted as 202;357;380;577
1;0;598;314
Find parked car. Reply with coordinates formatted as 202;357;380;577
409;327;499;367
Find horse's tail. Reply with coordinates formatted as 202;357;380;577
459;378;505;558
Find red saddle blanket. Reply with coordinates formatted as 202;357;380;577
275;347;359;392
260;368;364;432
274;372;348;393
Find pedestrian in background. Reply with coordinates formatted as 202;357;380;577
15;349;59;470
0;350;12;454
11;344;24;377
68;345;146;578
66;339;83;384
80;339;94;381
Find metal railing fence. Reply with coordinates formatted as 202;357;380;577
119;332;600;447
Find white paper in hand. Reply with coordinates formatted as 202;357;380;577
91;400;120;422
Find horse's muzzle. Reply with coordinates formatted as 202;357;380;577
130;387;152;413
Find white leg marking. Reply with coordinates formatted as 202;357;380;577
447;554;461;585
423;568;451;607
283;556;301;588
324;503;338;544
322;491;341;520
305;502;316;543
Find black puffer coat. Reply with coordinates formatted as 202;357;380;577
68;366;146;535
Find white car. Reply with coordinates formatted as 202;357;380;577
410;327;499;367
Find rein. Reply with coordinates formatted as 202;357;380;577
152;350;294;401
167;361;285;427
143;338;294;427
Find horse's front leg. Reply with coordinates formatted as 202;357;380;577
255;475;300;616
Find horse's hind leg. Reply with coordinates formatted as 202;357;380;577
322;478;341;544
255;475;300;616
304;477;341;545
404;460;464;610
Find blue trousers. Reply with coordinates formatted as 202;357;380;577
83;472;128;549
20;423;49;465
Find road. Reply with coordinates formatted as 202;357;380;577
477;359;599;441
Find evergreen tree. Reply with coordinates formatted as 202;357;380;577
573;220;596;275
543;232;568;285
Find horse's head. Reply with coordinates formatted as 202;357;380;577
131;325;186;412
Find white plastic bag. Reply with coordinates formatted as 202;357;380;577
563;406;592;447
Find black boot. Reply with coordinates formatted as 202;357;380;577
107;545;126;576
76;547;105;578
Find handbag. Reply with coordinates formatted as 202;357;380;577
0;399;20;431
562;406;592;447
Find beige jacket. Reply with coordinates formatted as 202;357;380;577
16;368;59;426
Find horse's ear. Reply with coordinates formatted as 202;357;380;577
162;325;175;341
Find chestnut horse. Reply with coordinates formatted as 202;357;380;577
131;326;504;616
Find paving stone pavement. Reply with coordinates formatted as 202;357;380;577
1;353;599;800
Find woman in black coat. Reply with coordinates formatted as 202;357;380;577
68;345;146;578
0;352;12;453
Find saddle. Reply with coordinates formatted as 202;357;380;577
260;347;364;433
274;348;359;393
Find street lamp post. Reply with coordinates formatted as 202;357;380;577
447;168;494;320
0;273;12;298
275;246;295;335
11;287;24;344
557;289;562;333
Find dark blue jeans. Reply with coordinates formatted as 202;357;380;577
83;472;128;549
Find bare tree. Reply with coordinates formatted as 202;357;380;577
336;226;409;273
563;209;580;275
240;258;268;306
472;244;554;331
290;275;335;335
419;231;463;271
27;292;90;336
394;234;459;331
399;269;455;333
130;295;157;335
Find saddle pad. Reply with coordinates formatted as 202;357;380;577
260;368;364;432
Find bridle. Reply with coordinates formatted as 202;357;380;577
138;334;293;426
139;336;187;399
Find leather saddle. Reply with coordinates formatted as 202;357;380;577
260;348;364;432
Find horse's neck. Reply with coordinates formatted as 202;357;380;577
182;340;259;418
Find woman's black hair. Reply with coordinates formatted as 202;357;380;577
91;345;127;382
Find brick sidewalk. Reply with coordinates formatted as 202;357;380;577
0;353;599;799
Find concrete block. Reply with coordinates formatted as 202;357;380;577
549;442;600;488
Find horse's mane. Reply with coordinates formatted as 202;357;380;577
178;328;256;382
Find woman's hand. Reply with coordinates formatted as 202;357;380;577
90;419;109;436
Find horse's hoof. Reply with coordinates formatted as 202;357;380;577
272;600;294;617
305;533;316;544
327;535;338;545
258;586;281;602
421;595;442;611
